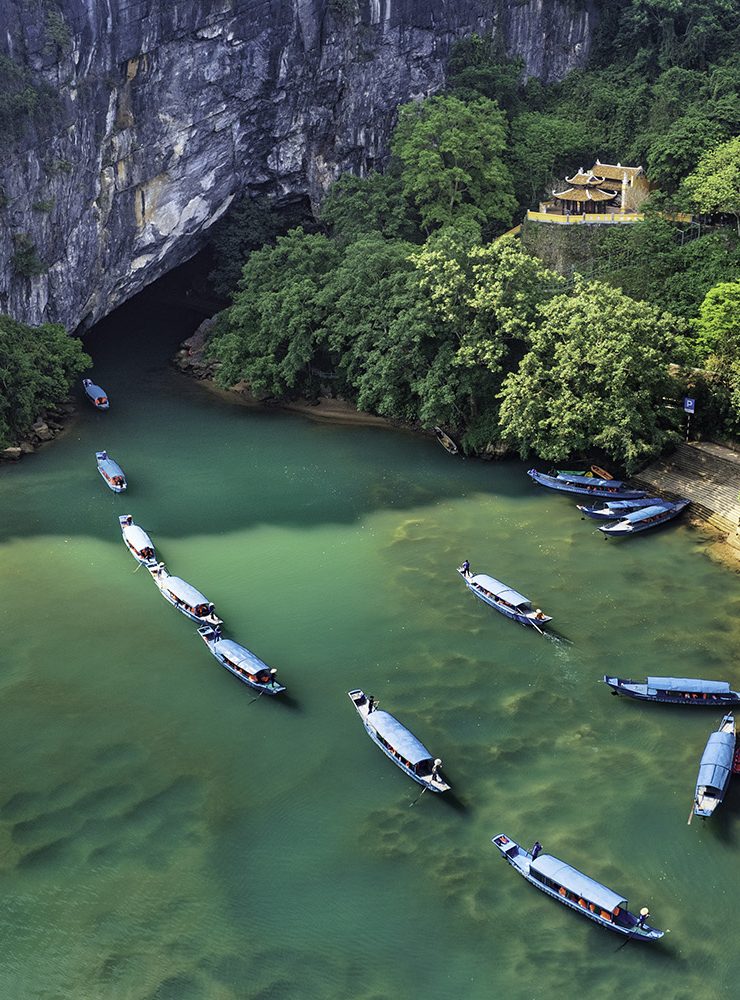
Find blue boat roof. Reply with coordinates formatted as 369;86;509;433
606;499;664;512
697;728;735;790
530;855;626;912
470;574;530;607
214;638;271;674
367;710;434;765
164;575;211;607
622;504;672;523
98;457;125;478
647;677;731;693
85;382;107;396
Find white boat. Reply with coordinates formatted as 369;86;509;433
96;451;127;492
148;562;222;626
118;514;156;566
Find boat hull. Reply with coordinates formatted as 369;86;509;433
199;629;285;694
97;467;126;492
528;469;646;500
148;565;222;627
459;571;552;629
577;499;664;520
119;516;156;566
599;501;690;537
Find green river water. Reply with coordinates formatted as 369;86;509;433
1;290;740;1000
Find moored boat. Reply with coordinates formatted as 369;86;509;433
148;562;222;626
577;497;667;520
491;834;664;941
118;514;156;566
82;378;109;409
96;451;127;492
604;675;740;706
348;689;450;793
198;625;285;695
457;562;551;631
693;714;735;818
528;469;647;499
599;499;690;537
558;465;613;480
433;426;459;455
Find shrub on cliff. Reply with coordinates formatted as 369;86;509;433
0;315;90;448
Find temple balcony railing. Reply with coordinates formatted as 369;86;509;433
526;210;693;225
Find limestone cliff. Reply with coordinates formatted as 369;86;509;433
0;0;596;331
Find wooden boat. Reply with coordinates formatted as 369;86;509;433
577;497;666;520
96;451;127;492
491;834;664;941
198;625;285;695
347;689;450;793
693;714;735;818
604;675;740;706
599;500;690;537
558;465;613;480
82;378;109;409
118;514;156;566
457;563;551;631
527;469;647;499
433;426;459;455
147;562;222;626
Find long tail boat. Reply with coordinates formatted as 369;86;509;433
604;675;740;706
693;714;735;818
198;625;285;695
577;497;666;520
599;500;690;537
457;564;551;632
528;469;647;499
82;378;109;409
148;562;222;626
118;515;156;566
96;451;127;492
348;689;450;793
491;834;664;941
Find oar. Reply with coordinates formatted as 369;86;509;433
248;687;266;705
687;801;696;825
409;784;428;808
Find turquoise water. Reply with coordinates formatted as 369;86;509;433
1;294;739;1000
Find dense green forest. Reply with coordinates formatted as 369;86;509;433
207;0;740;469
0;315;89;449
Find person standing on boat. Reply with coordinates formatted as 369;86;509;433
531;841;543;860
461;560;471;577
367;695;376;713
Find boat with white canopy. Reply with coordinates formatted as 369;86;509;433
492;834;664;941
96;451;127;492
118;514;156;566
693;714;735;818
604;675;740;706
348;689;450;793
198;625;285;695
457;563;551;631
148;562;222;626
83;378;109;409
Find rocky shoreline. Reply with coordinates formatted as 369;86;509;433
0;401;77;463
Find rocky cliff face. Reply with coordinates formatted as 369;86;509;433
0;0;596;331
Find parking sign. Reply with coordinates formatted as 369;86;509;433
683;397;696;414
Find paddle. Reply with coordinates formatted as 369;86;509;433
248;687;266;705
687;800;697;825
409;784;428;808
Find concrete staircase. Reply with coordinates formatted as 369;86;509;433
632;442;740;535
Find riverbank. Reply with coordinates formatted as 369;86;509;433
0;401;78;463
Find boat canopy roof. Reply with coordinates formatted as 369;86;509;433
647;677;731;694
697;729;735;789
367;710;433;765
99;457;125;477
470;574;530;607
621;505;671;523
85;381;106;396
213;638;270;675
165;576;211;607
123;524;153;551
606;499;662;512
557;472;624;488
530;855;626;912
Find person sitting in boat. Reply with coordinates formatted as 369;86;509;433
534;609;547;621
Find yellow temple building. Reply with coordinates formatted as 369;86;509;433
531;160;653;224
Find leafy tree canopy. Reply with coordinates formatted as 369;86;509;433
498;280;683;471
320;166;420;244
0;315;89;448
683;135;740;232
391;95;517;236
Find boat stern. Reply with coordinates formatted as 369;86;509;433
348;688;371;718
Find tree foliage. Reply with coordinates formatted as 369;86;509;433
683;136;740;232
391;95;516;236
498;280;682;471
0;315;90;447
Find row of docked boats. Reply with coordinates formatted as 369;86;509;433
118;514;285;695
528;468;690;536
